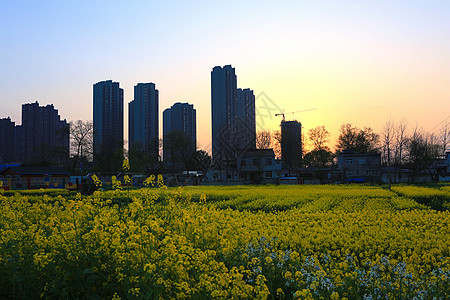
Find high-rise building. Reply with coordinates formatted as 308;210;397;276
211;65;256;166
93;80;124;159
128;82;159;160
211;65;237;165
236;88;256;150
0;117;16;163
281;120;302;173
18;101;69;164
163;102;196;164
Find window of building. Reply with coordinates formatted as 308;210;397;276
241;159;247;166
372;170;379;176
358;159;366;165
345;158;353;165
252;158;258;166
265;158;272;165
365;170;370;176
347;171;352;177
265;171;272;178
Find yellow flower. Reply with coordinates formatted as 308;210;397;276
122;159;130;172
91;174;102;187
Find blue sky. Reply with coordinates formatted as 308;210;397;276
1;1;449;150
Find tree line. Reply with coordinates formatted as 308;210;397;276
68;120;210;175
65;119;448;176
256;119;449;171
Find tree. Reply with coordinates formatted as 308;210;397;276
272;130;282;159
336;123;379;153
439;122;449;157
256;130;272;149
308;126;330;151
69;120;93;173
94;147;124;175
192;150;211;173
393;119;408;165
381;119;395;166
128;137;161;173
304;125;333;168
406;127;441;179
163;130;196;173
303;149;333;168
381;119;396;189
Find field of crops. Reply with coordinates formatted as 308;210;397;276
0;182;449;299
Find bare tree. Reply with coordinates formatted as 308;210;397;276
382;119;396;165
70;120;93;173
256;130;272;149
382;119;396;189
272;130;282;158
393;119;408;165
406;126;441;180
308;125;330;151
440;121;449;156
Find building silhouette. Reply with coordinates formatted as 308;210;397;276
236;88;256;150
211;65;237;165
163;102;196;167
211;65;256;166
17;101;69;165
281;120;302;174
93;80;124;161
128;82;159;161
0;117;16;163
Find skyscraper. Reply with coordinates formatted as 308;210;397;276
211;65;255;166
18;101;69;164
211;65;237;165
236;88;256;150
163;102;196;165
93;80;124;160
281;120;302;174
0;117;16;163
128;82;159;161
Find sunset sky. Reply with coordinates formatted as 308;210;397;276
1;1;449;152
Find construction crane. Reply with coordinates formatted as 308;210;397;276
275;108;317;122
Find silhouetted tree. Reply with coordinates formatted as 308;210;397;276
94;146;124;175
256;130;272;149
336;123;379;153
393;119;408;165
272;130;282;158
192;150;211;173
303;149;333;168
69;120;93;173
439;122;449;156
164;130;196;173
303;125;333;168
381;119;395;166
308;126;330;151
128;138;161;173
406;127;441;179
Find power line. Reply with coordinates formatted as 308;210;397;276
428;116;450;134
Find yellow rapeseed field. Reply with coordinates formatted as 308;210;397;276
0;180;449;299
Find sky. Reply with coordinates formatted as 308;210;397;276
1;0;449;152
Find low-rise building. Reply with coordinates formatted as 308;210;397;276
237;149;281;184
338;150;381;183
0;166;70;189
206;149;282;184
439;152;450;182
